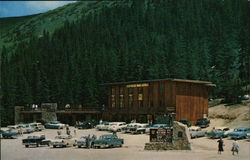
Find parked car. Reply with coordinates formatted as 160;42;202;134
93;134;124;149
130;123;149;134
0;129;20;139
7;125;20;130
108;122;127;132
179;119;191;127
196;118;210;128
121;123;141;133
145;124;169;134
50;135;76;148
189;126;207;139
96;121;109;131
75;120;98;129
75;135;97;148
29;123;45;131
44;121;65;129
206;127;231;139
22;135;51;147
227;127;250;139
18;124;35;134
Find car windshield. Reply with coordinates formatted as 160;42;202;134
152;124;166;127
234;128;246;132
100;135;115;139
51;121;60;124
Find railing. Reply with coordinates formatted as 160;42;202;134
20;107;102;113
56;107;102;113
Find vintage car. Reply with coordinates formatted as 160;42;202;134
206;127;231;139
196;118;210;128
178;119;191;127
121;123;141;133
108;122;127;132
130;123;150;134
7;125;20;130
227;127;250;139
145;124;169;134
189;126;207;139
0;129;20;139
50;135;76;148
17;124;35;134
96;121;110;131
22;135;51;147
75;120;98;129
93;134;124;148
44;121;65;129
29;123;45;131
75;135;97;148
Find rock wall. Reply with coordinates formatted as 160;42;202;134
41;112;57;123
15;106;24;124
145;121;191;150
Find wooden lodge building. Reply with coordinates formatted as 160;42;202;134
102;79;215;125
15;79;214;125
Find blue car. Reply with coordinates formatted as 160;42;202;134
227;127;250;139
0;130;20;139
93;134;124;148
44;121;65;129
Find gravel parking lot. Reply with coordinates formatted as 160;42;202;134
1;127;250;160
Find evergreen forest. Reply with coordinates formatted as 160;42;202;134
1;0;249;126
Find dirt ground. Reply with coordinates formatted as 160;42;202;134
1;127;250;160
208;101;250;128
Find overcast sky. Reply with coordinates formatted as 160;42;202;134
0;1;76;18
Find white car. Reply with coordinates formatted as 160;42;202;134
122;123;142;133
130;123;149;134
50;135;76;148
189;126;207;138
29;123;45;131
96;121;110;131
108;122;127;132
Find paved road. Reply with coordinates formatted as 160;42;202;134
1;127;250;160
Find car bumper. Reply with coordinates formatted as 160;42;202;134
93;144;109;148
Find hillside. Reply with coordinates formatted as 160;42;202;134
208;100;250;128
0;1;96;49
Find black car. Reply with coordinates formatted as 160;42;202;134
75;120;98;129
179;119;191;127
22;135;51;147
196;118;210;128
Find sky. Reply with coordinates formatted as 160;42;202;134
0;1;76;18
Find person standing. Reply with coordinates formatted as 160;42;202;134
231;139;239;155
217;137;224;154
74;129;77;137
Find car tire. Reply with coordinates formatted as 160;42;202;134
25;145;29;148
36;143;39;147
53;145;56;148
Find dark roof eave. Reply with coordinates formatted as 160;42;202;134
101;78;214;86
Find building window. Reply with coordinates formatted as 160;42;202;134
138;87;143;107
119;87;124;108
111;88;115;108
128;88;133;107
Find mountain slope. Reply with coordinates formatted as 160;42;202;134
0;1;95;49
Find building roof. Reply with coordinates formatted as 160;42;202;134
102;78;215;86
